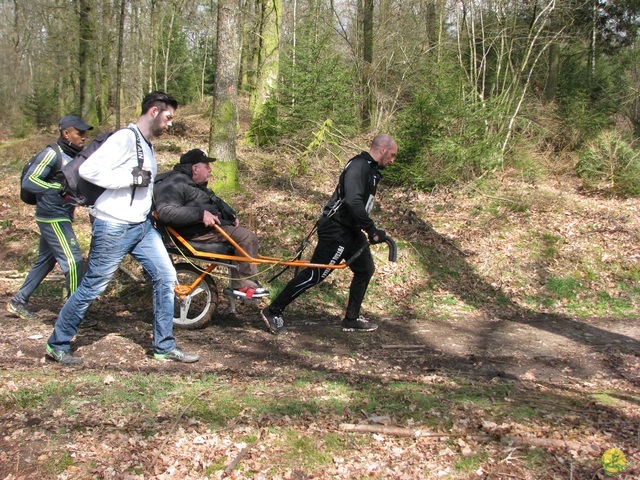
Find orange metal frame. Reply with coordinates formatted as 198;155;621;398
165;223;347;270
162;223;346;299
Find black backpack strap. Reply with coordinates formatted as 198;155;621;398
127;127;144;206
47;142;63;175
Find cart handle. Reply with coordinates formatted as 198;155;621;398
385;237;397;262
345;236;398;266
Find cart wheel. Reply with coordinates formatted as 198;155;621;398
173;263;218;329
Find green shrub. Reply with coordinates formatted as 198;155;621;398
576;130;640;196
388;75;503;190
555;53;621;147
271;22;359;149
247;98;280;146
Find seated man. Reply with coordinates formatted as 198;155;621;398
154;149;269;298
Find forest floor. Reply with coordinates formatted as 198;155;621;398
0;106;638;479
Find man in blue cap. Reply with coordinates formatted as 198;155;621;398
7;115;94;321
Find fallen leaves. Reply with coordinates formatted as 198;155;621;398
1;150;639;479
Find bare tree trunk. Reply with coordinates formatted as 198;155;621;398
97;1;112;124
240;0;257;93
201;27;211;101
132;1;144;109
114;0;126;129
290;0;297;108
163;7;176;92
209;0;241;189
590;0;597;76
78;0;96;124
249;0;281;135
424;0;436;49
360;0;373;129
148;0;158;92
544;41;559;102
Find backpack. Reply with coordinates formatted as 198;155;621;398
20;143;63;205
59;126;143;206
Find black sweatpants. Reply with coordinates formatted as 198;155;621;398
269;216;375;320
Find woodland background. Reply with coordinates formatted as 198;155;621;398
2;0;640;193
0;2;639;479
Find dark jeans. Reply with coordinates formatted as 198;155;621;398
269;216;375;320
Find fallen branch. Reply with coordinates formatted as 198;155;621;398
147;390;212;472
118;264;145;282
223;430;263;477
1;272;64;281
500;435;599;454
339;424;600;454
340;423;426;437
381;344;427;349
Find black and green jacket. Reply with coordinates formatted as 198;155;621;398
22;141;76;222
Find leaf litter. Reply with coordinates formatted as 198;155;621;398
0;119;638;479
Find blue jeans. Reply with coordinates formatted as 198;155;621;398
47;218;178;354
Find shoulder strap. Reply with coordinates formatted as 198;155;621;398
48;142;63;172
127;126;144;168
127;126;145;205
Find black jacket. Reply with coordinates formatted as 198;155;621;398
154;163;236;239
322;151;381;237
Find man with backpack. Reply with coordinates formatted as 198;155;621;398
46;91;199;365
7;115;94;322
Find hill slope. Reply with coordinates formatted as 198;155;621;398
0;106;638;479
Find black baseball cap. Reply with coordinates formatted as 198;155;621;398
58;115;93;131
180;149;217;165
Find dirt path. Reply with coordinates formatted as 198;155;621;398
1;159;639;477
2;288;637;386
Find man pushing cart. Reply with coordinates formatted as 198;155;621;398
156;135;399;335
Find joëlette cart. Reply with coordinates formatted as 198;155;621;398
157;221;397;329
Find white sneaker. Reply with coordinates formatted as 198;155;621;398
232;286;270;299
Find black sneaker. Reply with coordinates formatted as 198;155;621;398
46;344;82;365
78;317;98;329
154;348;199;363
342;316;378;332
6;300;36;320
261;307;285;335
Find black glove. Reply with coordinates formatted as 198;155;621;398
131;167;151;187
368;228;387;244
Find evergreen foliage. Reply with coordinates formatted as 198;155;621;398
247;98;280;146
576;130;640;197
154;17;200;105
387;71;503;190
23;86;61;129
556;56;623;147
266;25;359;148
